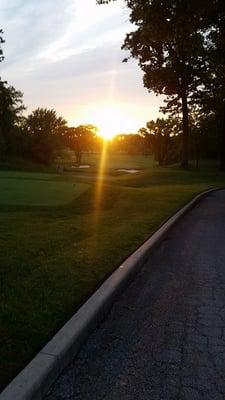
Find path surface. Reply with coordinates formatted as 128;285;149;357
46;190;225;400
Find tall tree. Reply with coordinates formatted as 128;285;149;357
0;30;25;158
66;124;97;164
0;81;25;158
24;108;67;164
97;0;206;168
140;117;181;165
201;1;225;169
214;1;225;170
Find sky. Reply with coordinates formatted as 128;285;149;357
0;0;163;135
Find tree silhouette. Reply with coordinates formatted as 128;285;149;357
97;0;207;169
24;108;67;164
66;124;98;164
140;117;181;165
198;1;225;170
0;29;4;64
0;81;25;158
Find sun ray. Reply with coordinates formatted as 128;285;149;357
93;138;108;226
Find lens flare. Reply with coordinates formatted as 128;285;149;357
94;138;108;219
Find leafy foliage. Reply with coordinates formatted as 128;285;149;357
0;81;25;158
111;134;145;155
23;108;68;164
97;0;208;168
66;124;98;164
139;117;181;165
198;1;225;168
0;29;4;63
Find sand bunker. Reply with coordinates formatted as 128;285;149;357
71;165;90;169
117;169;140;174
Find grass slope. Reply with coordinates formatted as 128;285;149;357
1;156;225;389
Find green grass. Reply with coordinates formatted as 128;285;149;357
81;153;156;169
0;172;89;206
1;155;225;389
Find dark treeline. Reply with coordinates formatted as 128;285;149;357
0;85;219;168
111;114;218;167
1;0;225;168
0;76;219;167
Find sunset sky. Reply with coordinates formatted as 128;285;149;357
0;0;163;134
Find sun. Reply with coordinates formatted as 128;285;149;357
86;104;138;140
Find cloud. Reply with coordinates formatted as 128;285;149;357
30;43;126;81
0;0;73;68
0;0;129;70
0;0;163;129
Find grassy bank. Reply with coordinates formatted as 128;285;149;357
1;155;225;389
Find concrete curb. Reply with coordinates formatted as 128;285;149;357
0;187;221;400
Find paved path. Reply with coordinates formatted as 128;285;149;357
46;190;225;400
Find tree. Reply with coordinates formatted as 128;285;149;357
189;113;219;167
66;124;98;164
212;1;225;170
140;117;181;165
0;80;25;159
138;129;154;156
198;1;225;170
111;133;144;155
24;108;67;164
0;30;26;159
0;31;25;159
97;0;207;169
0;29;4;64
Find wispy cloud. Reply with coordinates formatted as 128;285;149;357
0;0;162;129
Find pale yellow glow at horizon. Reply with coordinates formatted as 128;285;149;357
81;104;142;140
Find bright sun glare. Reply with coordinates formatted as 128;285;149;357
87;105;139;140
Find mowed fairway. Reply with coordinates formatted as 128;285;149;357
1;155;225;389
0;171;89;206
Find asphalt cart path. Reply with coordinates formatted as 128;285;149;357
47;189;225;400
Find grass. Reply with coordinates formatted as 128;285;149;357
81;153;156;170
0;171;89;206
1;154;225;390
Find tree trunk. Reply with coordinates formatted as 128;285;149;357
219;106;225;171
181;89;189;169
75;151;82;165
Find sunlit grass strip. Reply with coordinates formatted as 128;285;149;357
94;139;109;223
